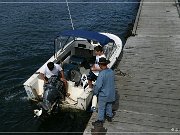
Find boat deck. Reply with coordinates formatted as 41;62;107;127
84;0;180;134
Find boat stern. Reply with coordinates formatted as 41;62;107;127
23;73;44;100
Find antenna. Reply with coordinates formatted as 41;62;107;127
66;0;74;30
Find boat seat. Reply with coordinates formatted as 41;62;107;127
69;55;86;65
69;69;82;86
63;63;82;86
63;63;79;80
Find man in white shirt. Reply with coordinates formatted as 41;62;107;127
40;62;70;96
87;45;106;89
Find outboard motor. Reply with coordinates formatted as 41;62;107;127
34;76;65;117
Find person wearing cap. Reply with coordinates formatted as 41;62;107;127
40;62;70;97
92;57;115;126
87;45;106;89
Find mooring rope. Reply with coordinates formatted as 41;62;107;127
66;0;74;30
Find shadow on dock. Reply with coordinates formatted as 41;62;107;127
91;126;107;135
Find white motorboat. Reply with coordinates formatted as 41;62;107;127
23;30;122;111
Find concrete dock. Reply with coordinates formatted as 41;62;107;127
84;0;180;134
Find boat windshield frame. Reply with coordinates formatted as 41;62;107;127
54;36;75;58
53;30;116;58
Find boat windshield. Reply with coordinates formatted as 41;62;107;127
55;36;74;51
103;42;117;59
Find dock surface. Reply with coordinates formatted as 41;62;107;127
84;0;180;134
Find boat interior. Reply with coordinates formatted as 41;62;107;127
25;37;117;109
27;40;93;97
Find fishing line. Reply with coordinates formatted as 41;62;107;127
66;0;74;30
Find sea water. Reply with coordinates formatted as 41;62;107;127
0;0;139;132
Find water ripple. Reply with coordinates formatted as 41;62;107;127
0;0;139;131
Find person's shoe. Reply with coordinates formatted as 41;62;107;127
92;120;103;127
91;106;97;112
105;116;113;122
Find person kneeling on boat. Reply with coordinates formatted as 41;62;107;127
87;45;106;89
40;62;70;97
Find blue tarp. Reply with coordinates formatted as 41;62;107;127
59;30;113;46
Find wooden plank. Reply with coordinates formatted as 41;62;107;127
120;94;180;106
